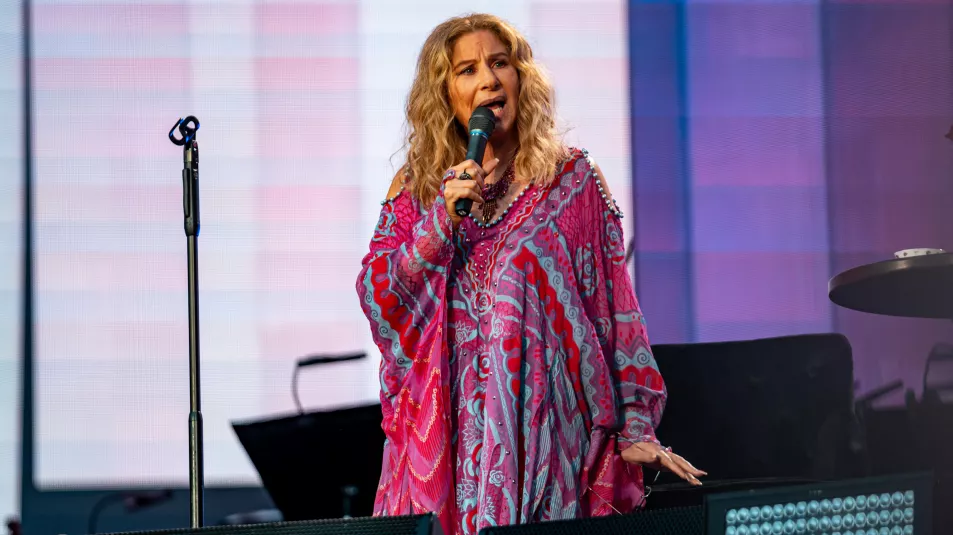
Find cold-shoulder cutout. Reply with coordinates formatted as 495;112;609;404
579;149;624;218
383;167;409;204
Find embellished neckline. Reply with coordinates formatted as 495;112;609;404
468;182;532;229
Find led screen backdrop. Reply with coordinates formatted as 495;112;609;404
30;0;634;488
0;0;23;517
628;0;953;398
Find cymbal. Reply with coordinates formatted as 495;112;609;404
829;253;953;319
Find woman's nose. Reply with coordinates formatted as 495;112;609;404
478;66;501;91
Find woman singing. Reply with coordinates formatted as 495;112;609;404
356;13;704;535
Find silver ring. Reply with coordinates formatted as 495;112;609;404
460;170;472;181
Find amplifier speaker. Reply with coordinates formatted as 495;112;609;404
97;514;441;535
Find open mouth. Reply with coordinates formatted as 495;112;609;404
478;97;506;120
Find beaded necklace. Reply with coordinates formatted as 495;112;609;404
479;160;515;225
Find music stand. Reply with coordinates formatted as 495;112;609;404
231;403;385;522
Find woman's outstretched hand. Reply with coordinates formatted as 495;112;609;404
621;441;706;486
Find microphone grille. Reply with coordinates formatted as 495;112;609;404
468;106;496;135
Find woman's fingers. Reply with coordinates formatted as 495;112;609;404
443;177;483;226
671;452;707;477
620;442;706;487
666;451;705;486
442;157;501;226
452;159;488;189
655;449;698;485
447;183;484;206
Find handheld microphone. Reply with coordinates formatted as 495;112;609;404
454;106;497;217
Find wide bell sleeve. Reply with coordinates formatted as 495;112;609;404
575;151;668;450
357;185;455;410
355;180;457;529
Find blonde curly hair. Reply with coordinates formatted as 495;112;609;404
402;13;567;205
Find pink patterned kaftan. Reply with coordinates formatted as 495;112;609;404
356;148;666;535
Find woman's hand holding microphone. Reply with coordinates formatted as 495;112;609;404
442;158;500;228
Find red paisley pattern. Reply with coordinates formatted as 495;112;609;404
356;149;666;535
